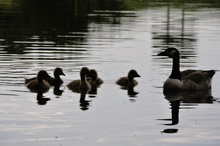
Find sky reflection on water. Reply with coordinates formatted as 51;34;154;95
0;0;220;146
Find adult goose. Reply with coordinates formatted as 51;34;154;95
157;48;215;91
116;69;141;88
67;67;91;93
25;70;51;93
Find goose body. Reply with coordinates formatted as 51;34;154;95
67;67;91;92
158;48;215;91
25;70;51;93
116;69;140;88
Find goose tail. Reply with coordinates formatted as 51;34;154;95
204;70;216;78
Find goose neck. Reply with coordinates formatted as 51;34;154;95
170;55;181;80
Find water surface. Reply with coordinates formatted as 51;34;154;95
0;1;220;146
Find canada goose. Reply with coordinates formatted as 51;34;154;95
157;48;215;91
116;69;141;88
25;70;51;93
25;67;65;86
87;69;103;87
67;67;91;92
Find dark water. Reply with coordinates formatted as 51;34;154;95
1;0;220;145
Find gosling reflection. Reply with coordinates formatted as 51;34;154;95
161;128;178;134
127;86;139;97
53;85;64;97
117;85;139;101
88;86;98;97
36;92;50;105
79;90;91;111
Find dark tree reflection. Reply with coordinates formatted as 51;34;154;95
0;0;132;54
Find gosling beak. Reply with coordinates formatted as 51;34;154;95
61;72;65;76
47;74;52;79
136;73;141;78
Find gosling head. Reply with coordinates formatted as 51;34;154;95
157;48;179;58
37;70;51;82
90;69;98;80
80;67;91;78
54;67;65;77
128;70;141;80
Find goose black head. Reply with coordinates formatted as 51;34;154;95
157;48;179;58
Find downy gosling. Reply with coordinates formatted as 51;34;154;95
116;69;141;88
25;70;51;93
67;67;91;92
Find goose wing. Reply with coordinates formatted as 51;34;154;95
181;69;202;78
182;71;208;83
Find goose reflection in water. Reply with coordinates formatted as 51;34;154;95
164;89;214;104
160;89;214;134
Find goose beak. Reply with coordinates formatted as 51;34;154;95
157;51;166;56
